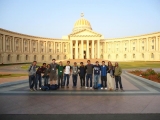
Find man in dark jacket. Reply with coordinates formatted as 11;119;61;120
78;62;86;88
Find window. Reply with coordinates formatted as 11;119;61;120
142;54;144;58
133;47;135;50
57;55;59;60
133;42;135;45
25;47;27;51
42;55;44;60
142;41;144;44
33;48;36;52
117;48;118;51
116;54;118;59
151;53;154;58
57;49;59;52
25;41;27;45
152;40;154;43
41;49;43;52
33;42;35;46
26;55;28;60
17;55;19;61
64;49;66;52
57;44;59;47
108;54;111;59
16;40;18;44
64;44;66;47
49;55;52;60
16;46;19;51
125;43;127;46
133;54;135;58
152;46;154;49
49;49;51;52
125;48;127;51
142;46;144;50
64;55;66;59
7;45;9;50
124;54;126;58
7;54;10;61
34;55;36;61
49;44;51;47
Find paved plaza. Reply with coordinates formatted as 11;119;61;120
0;68;160;116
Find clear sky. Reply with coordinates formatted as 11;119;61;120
0;0;160;39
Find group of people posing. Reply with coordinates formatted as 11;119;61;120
28;59;124;91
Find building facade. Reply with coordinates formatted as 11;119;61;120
0;15;160;64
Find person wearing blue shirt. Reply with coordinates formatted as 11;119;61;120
93;61;101;89
100;61;108;90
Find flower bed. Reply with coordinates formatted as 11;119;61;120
129;69;160;83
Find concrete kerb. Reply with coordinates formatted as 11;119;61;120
125;71;160;89
0;79;28;87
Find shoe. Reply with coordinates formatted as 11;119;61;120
30;88;34;91
34;88;37;91
90;87;92;89
39;88;41;90
120;89;124;92
105;87;107;90
101;87;103;90
85;87;88;89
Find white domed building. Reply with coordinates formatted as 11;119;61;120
0;14;160;64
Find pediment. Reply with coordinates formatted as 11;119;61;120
69;29;102;37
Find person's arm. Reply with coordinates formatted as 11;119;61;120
119;67;122;75
27;65;32;72
70;66;72;75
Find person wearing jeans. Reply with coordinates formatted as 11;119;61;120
63;61;72;88
28;61;38;91
85;60;94;89
72;62;78;87
93;61;101;89
114;62;124;91
78;62;86;87
57;61;64;88
100;61;108;90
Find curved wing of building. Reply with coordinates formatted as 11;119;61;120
0;14;160;64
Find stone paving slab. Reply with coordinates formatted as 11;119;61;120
0;71;160;114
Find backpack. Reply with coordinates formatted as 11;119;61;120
50;84;59;90
41;85;50;91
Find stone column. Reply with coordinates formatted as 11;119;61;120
3;35;5;52
53;42;55;53
70;40;73;59
86;40;89;59
10;37;12;51
30;40;32;53
104;42;106;53
12;37;14;52
128;40;130;52
21;38;23;53
81;40;83;59
97;40;100;59
156;36;158;51
146;37;148;51
75;40;78;59
92;40;94;58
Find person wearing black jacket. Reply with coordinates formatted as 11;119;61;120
35;63;46;90
78;62;86;88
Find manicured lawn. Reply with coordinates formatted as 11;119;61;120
0;74;28;78
118;62;160;69
20;61;160;69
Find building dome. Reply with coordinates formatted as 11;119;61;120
73;13;92;32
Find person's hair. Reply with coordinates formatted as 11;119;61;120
87;60;90;62
80;62;83;64
52;59;56;61
43;63;46;65
108;61;112;66
74;62;77;64
47;64;50;68
96;61;99;63
115;62;119;67
102;61;105;63
33;61;37;63
67;61;70;63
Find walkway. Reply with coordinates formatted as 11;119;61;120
0;70;160;115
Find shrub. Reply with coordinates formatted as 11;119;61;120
157;73;160;80
146;69;156;75
142;72;149;76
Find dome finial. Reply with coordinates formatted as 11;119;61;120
81;13;84;17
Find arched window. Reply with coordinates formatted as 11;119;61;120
151;53;154;58
7;54;10;61
101;55;103;59
142;53;144;58
42;55;44;60
133;54;135;58
64;55;66;59
17;55;19;61
34;55;36;61
0;54;2;63
124;54;127;58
